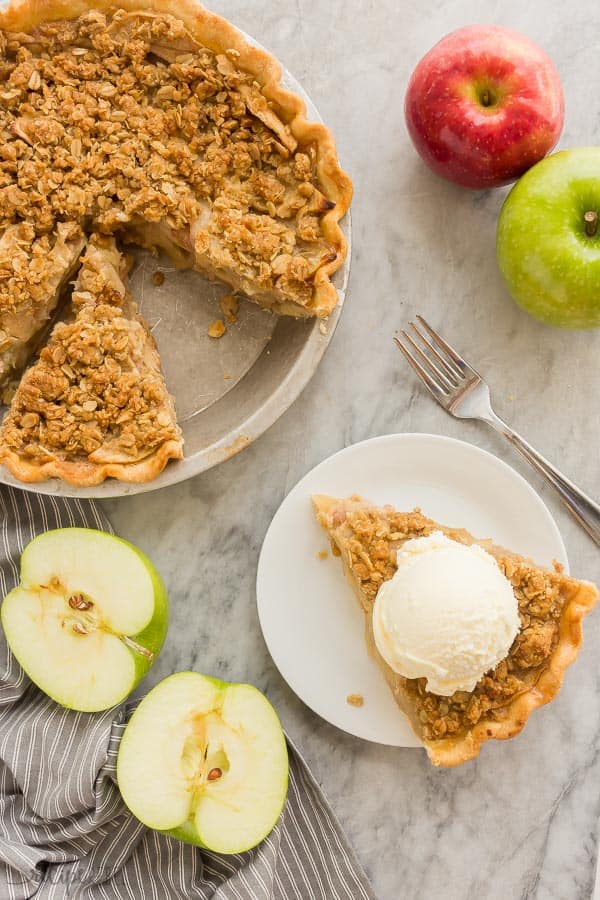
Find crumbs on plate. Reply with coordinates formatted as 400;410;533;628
346;694;364;708
316;549;328;560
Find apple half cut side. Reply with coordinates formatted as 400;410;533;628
117;672;289;854
1;528;168;712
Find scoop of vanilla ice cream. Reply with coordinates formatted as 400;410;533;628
372;531;519;696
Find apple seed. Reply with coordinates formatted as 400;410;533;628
584;210;598;237
71;621;89;635
68;593;93;611
207;767;223;782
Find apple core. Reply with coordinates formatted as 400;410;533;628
62;588;154;660
181;710;232;805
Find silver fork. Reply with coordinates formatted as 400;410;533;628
395;315;600;546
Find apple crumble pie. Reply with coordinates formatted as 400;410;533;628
0;0;351;484
314;495;598;766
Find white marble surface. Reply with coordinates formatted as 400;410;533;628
104;2;600;898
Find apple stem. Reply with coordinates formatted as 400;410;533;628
121;635;154;661
584;210;598;237
481;89;491;107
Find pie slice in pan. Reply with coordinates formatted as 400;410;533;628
0;236;183;486
313;494;598;766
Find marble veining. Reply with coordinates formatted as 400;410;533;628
104;2;600;898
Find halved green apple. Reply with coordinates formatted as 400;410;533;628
117;672;289;854
1;528;168;711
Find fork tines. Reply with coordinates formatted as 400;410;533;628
394;315;478;399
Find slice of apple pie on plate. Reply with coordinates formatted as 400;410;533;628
0;236;183;486
313;494;598;767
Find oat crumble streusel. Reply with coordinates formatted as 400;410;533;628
0;9;338;328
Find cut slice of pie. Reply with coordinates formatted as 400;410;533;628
0;222;85;392
0;236;183;485
313;494;599;767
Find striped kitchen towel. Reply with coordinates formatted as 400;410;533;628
0;487;375;900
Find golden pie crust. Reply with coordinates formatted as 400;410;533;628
0;0;352;484
314;494;599;767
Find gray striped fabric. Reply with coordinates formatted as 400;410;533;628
0;487;375;900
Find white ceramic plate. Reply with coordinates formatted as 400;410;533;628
256;433;568;747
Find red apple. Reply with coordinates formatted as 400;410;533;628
404;26;564;189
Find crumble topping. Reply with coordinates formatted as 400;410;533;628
0;220;84;384
207;318;226;339
0;221;82;313
0;10;337;315
325;504;567;742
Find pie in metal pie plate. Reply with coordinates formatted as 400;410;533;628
0;24;351;499
256;433;568;747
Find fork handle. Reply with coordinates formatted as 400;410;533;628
483;412;600;547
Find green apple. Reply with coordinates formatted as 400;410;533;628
1;528;168;711
497;147;600;328
117;672;288;854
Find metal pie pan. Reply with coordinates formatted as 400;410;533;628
0;29;351;499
